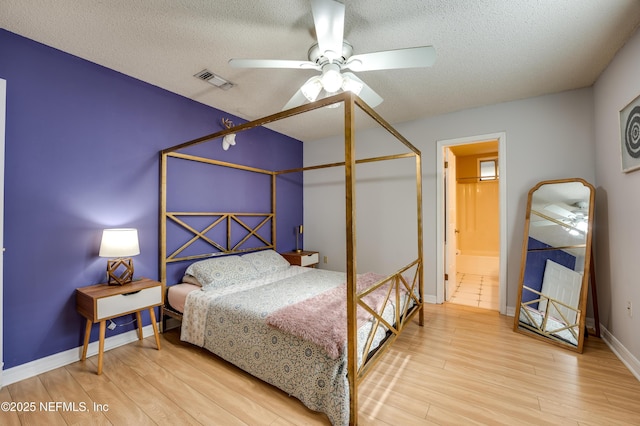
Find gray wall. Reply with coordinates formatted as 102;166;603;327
594;28;640;366
304;87;596;311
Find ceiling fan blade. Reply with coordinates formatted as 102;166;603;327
530;218;555;227
342;73;383;107
545;204;575;218
282;88;308;111
345;46;436;72
229;58;319;70
311;0;345;61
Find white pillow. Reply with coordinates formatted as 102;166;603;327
242;250;290;274
181;274;201;286
185;255;258;290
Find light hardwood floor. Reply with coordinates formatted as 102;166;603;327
3;303;640;425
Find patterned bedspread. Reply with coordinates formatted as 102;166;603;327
181;266;400;426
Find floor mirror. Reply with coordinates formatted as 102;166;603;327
513;178;595;353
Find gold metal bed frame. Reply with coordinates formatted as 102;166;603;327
519;285;581;344
160;91;424;425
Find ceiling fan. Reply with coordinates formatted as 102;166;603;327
544;201;588;221
532;202;589;235
228;0;436;110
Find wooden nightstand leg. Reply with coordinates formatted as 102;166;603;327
149;307;161;350
97;320;106;375
81;319;92;361
135;311;143;340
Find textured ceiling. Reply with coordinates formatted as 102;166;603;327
2;0;640;141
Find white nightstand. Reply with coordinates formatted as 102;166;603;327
76;277;163;375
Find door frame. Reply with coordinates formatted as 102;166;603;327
444;146;457;302
435;132;507;314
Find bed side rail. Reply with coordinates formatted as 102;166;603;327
356;258;423;380
519;285;580;342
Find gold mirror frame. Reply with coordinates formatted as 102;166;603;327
513;178;595;353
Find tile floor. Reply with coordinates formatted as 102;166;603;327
449;272;499;311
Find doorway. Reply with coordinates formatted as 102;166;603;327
435;133;507;314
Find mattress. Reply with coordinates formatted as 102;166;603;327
167;283;200;313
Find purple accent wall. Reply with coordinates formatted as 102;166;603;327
521;237;577;307
0;30;303;369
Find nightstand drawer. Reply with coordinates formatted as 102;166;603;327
300;252;319;266
96;286;162;320
281;250;319;267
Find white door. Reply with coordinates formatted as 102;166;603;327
539;259;583;324
445;148;457;301
0;78;6;384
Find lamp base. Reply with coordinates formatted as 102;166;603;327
106;258;134;286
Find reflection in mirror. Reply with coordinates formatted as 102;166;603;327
514;178;595;353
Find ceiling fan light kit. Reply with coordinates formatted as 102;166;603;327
320;63;343;93
301;77;323;102
300;69;364;104
228;0;435;110
341;76;363;95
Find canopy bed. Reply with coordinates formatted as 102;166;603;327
159;92;424;425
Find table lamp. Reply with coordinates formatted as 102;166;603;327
99;228;140;285
295;225;303;253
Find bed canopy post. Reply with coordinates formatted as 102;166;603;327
160;152;168;286
416;154;424;326
344;93;359;425
271;173;277;248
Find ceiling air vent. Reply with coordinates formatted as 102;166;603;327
194;69;235;91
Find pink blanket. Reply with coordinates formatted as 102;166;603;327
266;272;401;359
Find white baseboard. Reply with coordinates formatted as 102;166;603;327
424;294;438;304
600;324;640;381
1;324;157;387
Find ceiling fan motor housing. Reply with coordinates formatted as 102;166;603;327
308;41;354;67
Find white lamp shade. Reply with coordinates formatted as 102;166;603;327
99;228;140;257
